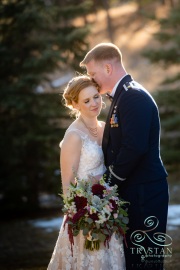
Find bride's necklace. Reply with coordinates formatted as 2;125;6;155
79;116;98;137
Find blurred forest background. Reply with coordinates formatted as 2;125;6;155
0;0;179;269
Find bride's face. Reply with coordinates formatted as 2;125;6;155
76;86;102;118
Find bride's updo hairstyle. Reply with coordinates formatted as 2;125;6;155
63;75;99;117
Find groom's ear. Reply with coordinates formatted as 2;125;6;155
104;63;112;75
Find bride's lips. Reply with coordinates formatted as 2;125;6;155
91;107;99;112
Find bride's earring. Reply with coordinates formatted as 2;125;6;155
102;101;106;109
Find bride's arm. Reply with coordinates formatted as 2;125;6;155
60;132;82;195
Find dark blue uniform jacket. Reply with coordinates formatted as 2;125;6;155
102;74;167;188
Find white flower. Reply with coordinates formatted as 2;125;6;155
75;188;84;197
96;212;108;224
89;206;97;214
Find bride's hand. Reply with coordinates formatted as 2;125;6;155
88;174;103;185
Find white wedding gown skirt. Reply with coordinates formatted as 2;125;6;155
47;129;126;270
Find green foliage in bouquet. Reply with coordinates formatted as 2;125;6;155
62;177;129;251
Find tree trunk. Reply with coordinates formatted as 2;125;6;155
101;0;114;43
161;0;174;6
169;0;174;7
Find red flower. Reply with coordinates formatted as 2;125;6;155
74;195;87;211
89;213;99;221
109;199;118;211
72;209;87;224
92;184;106;198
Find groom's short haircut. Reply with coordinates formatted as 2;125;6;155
80;43;122;67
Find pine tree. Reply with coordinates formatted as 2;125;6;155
0;0;91;213
143;2;180;174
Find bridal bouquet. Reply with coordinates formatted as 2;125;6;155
62;176;129;251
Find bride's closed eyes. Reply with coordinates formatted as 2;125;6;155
84;94;100;104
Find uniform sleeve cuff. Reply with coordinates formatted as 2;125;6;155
109;166;126;181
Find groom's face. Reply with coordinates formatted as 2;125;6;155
86;60;112;94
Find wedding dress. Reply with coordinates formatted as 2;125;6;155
47;128;126;270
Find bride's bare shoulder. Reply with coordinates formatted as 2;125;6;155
60;120;82;148
60;131;82;150
65;128;82;142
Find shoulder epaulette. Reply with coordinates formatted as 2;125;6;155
123;82;131;91
123;81;140;91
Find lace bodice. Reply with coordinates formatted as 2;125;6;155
64;128;106;180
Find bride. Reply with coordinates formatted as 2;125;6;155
47;75;126;270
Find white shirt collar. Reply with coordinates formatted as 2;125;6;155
110;74;127;97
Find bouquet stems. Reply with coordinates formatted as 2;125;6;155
85;239;100;251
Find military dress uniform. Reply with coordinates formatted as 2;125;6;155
102;74;169;270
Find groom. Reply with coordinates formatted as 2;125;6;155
80;43;169;270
